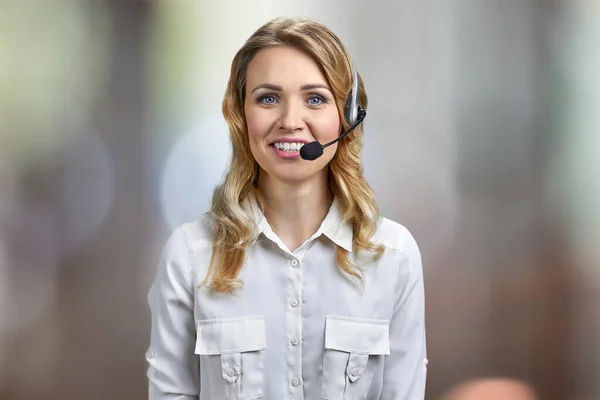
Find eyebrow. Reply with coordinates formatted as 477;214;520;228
250;83;332;93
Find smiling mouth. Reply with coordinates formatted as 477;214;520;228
270;142;305;152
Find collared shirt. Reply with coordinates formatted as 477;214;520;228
146;196;428;400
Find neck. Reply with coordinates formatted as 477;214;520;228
257;169;332;252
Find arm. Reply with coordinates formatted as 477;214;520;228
146;226;200;399
381;228;428;400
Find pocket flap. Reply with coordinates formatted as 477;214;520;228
325;316;390;355
346;353;369;382
195;315;267;355
221;353;241;383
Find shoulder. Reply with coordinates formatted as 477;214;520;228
154;213;214;282
371;216;423;283
156;213;214;268
372;216;421;257
177;213;214;253
372;217;425;307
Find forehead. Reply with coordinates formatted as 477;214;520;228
245;46;328;87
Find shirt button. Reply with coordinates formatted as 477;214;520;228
292;378;300;387
290;299;299;307
291;337;299;346
290;259;298;267
226;369;235;377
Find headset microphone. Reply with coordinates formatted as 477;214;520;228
300;65;366;161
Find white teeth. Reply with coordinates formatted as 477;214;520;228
273;142;304;152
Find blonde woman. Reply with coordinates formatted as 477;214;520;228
146;17;427;400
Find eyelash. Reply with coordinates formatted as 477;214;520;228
255;94;329;106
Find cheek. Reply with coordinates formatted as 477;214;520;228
245;109;263;141
312;109;341;141
245;110;273;161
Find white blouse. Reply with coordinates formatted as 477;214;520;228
146;196;428;400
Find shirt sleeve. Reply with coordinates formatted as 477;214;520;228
146;226;200;399
380;228;428;400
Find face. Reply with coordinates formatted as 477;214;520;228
244;46;341;185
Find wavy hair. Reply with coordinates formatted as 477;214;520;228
204;17;384;293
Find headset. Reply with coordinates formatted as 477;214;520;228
299;65;366;161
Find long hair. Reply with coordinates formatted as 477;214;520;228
205;17;384;294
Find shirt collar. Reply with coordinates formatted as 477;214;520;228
244;192;353;253
318;197;353;252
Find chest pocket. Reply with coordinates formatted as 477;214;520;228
195;315;267;400
321;316;390;400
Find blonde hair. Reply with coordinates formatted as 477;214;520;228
205;17;384;294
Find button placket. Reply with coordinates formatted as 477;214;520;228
286;256;304;398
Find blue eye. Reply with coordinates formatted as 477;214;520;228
307;95;326;106
258;95;277;105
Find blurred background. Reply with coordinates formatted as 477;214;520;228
0;0;598;399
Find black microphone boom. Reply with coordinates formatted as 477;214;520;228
299;108;366;161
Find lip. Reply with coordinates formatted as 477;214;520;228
271;145;302;159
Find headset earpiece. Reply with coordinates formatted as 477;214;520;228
343;66;360;126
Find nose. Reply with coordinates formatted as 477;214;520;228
278;101;305;132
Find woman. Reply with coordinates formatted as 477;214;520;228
146;17;427;400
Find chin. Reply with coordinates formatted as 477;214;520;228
259;163;320;184
254;151;332;185
271;169;313;184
